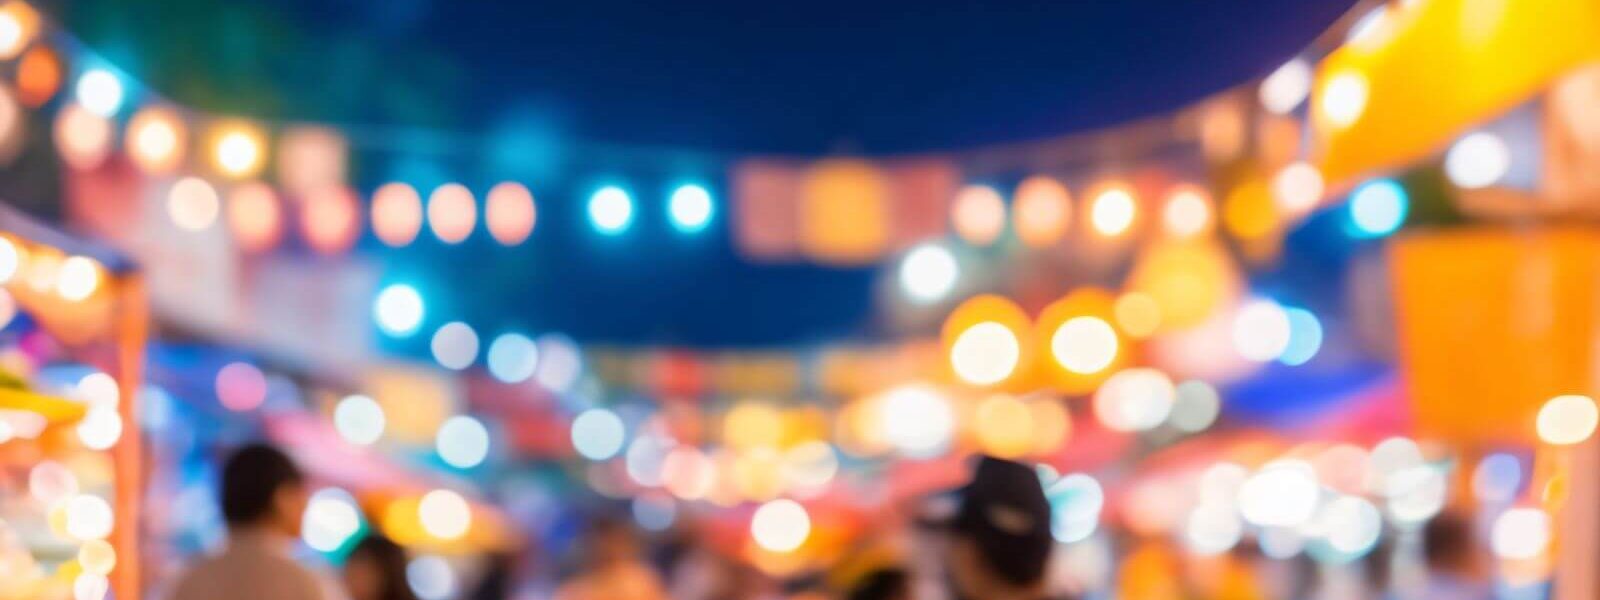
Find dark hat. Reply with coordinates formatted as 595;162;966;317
951;456;1054;586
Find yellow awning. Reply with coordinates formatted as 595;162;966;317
1312;0;1600;186
0;387;87;425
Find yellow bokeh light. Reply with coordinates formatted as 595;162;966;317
1222;177;1281;242
951;184;1006;246
942;295;1031;388
126;106;185;174
1114;292;1163;338
210;124;265;178
1126;239;1241;331
1089;183;1137;237
1012;176;1071;248
1035;288;1125;394
1029;398;1071;455
1537;394;1598;446
732;447;784;502
1162;185;1212;239
723;401;785;450
974;394;1033;458
1051;316;1119;375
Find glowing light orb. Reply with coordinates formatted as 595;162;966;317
1259;58;1312;115
29;461;78;504
1089;185;1137;236
1319;71;1368;129
407;555;456;600
1271;161;1324;214
663;447;717;500
64;494;113;540
435;415;490;469
951;184;1006;246
1050;316;1119;375
723;402;784;451
751;499;810;553
1162;186;1212;239
418;489;471;540
74;70;122;117
1169;380;1220;432
17;47;61;107
486;182;536;245
571;408;626;460
373;284;425;337
780;441;838;495
76;373;119;410
588;186;634;234
430;322;480;370
1047;473;1104;543
535;334;582;392
0;236;17;283
126;107;185;174
1280;308;1323;366
302;488;362;552
950;322;1021;386
301;186;361;255
226;182;283;252
632;493;676;532
78;539;116;575
372;183;425;247
167;177;220;232
334;394;385;446
1185;503;1243;555
1238;461;1319;527
1384;465;1447;525
1092;368;1176;432
879;385;954;458
1232;299;1292;362
486;333;539;384
1348;179;1408;238
898;243;958;304
668;184;713;233
74;574;108;600
212;126;265;178
215;361;268;412
1012;176;1071;248
1113;293;1162;338
0;2;35;60
1538;394;1598;445
427;184;477;244
974;394;1034;458
76;408;122;450
1314;496;1382;558
56;256;99;301
1445;132;1511;190
1491;508;1551;560
54;103;112;170
1471;453;1521;504
626;433;674;487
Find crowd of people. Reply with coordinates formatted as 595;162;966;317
163;444;1498;600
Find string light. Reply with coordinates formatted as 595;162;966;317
302;186;361;254
211;124;265;178
951;184;1006;246
588;186;634;234
1013;175;1071;248
126;106;185;173
486;182;536;245
167;177;220;232
1089;184;1137;236
373;183;425;247
227;182;283;252
428;184;477;244
668;184;714;233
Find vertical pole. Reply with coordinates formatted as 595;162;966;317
110;274;146;600
1554;435;1598;600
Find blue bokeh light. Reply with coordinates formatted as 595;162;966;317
667;184;714;233
1348;179;1408;238
587;186;634;235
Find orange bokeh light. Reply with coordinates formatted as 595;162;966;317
1012;175;1071;248
428;183;477;244
371;182;424;247
16;46;58;107
1034;288;1128;394
302;185;361;255
53;103;112;171
126;106;186;174
227;182;283;252
951;184;1006;246
485;182;536;246
941;294;1033;388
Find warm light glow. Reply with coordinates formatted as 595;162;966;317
1348;179;1408;238
951;322;1021;386
588;186;634;234
17;46;60;107
571;408;626;460
428;184;477;244
1051;316;1119;375
55;255;100;301
215;361;268;412
0;2;38;60
1445;132;1511;189
78;539;116;575
1113;293;1162;338
898;243;958;303
1161;186;1212;238
167;177;220;231
1271;161;1324;214
668;184;714;233
77;372;119;409
74;69;122;117
1013;176;1071;248
75;574;108;600
486;182;536;245
430;322;480;370
486;333;539;384
374;284;425;337
372;183;425;247
723;402;784;450
126;106;185;173
334;394;385;446
1093;368;1176;432
1320;71;1368;129
64;494;113;541
1259;58;1312;115
975;394;1034;458
227;182;283;252
54;103;112;170
302;186;361;255
780;441;837;496
1312;495;1382;558
879;384;954;458
751;499;811;553
211;125;265;178
436;415;490;469
1491;508;1551;560
276;127;346;195
1238;461;1319;527
951;184;1006;246
1029;399;1070;454
1232;299;1292;362
1537;394;1598;445
418;489;471;540
1089;185;1137;236
75;408;121;450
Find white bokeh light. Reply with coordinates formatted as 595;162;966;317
1092;368;1176;432
1238;461;1319;528
430;322;480;370
1232;299;1292;362
407;555;456;600
751;499;811;553
302;488;362;552
898;244;958;304
374;284;424;337
436;415;490;469
571;408;626;460
588;186;634;234
1491;508;1551;560
418;489;471;540
75;70;123;117
879;384;955;458
486;333;539;384
1051;316;1119;375
334;394;386;446
1259;58;1312;115
950;322;1021;386
1445;132;1511;189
